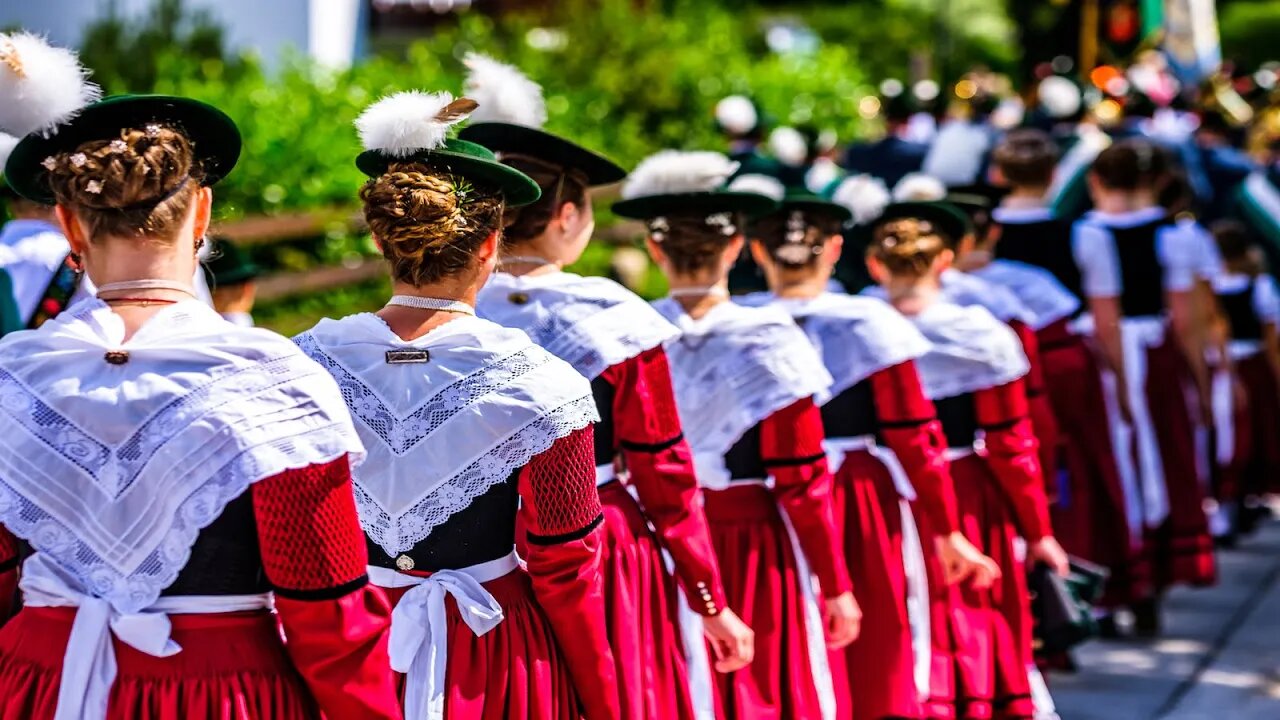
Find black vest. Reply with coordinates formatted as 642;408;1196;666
994;218;1084;304
590;376;618;467
1218;280;1263;341
1109;218;1169;318
934;393;980;450
724;423;767;481
820;379;881;440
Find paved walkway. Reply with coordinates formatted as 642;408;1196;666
1050;518;1280;720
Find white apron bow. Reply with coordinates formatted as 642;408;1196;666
20;554;271;720
372;551;516;720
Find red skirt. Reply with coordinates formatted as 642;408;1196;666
1237;352;1280;496
1145;340;1216;589
919;455;1036;720
0;607;318;720
384;569;580;719
1039;326;1148;605
830;451;923;720
702;484;825;720
597;481;694;720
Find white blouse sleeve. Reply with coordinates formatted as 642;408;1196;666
1255;276;1280;325
1072;221;1121;298
1156;223;1200;293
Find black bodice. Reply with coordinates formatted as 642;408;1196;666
590;376;617;466
366;469;522;573
724;423;766;481
933;393;979;450
820;379;881;439
995;218;1084;303
164;492;269;596
1111;219;1169;318
1218;282;1263;340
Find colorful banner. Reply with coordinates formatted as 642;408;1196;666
1162;0;1222;84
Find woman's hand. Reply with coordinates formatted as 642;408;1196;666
936;532;1001;589
822;591;862;649
702;608;754;673
1031;536;1071;577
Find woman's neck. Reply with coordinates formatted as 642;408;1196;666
500;237;575;277
1001;187;1049;207
667;273;729;320
769;270;828;300
882;275;941;316
377;277;480;342
85;236;198;341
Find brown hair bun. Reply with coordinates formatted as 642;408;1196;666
869;217;949;276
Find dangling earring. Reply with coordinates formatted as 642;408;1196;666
67;252;83;272
194;235;206;256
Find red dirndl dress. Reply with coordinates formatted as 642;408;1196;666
1237;351;1280;496
703;398;851;720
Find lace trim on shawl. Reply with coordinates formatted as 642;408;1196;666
0;352;359;614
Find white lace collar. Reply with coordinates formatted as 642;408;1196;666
904;300;1030;400
969;260;1080;330
477;271;679;380
737;291;929;403
0;298;362;613
295;313;598;557
651;299;832;475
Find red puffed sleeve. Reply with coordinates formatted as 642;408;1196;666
973;380;1053;542
0;524;18;624
1010;319;1062;498
519;426;621;720
252;455;401;720
602;348;728;615
869;361;960;534
761;397;854;597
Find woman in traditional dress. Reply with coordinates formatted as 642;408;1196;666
461;56;753;720
1074;140;1217;634
734;175;1001;720
614;150;861;720
295;90;620;720
867;202;1068;720
0;35;399;720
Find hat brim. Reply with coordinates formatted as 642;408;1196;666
356;148;542;207
4;95;241;205
612;191;779;221
875;201;973;243
458;123;626;186
778;196;852;224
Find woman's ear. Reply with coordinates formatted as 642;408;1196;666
933;248;955;274
556;201;579;232
644;236;669;271
724;234;745;268
748;238;771;269
192;187;213;241
54;205;87;256
865;254;887;285
476;230;501;266
823;234;844;265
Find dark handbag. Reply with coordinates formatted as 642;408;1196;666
1028;556;1109;654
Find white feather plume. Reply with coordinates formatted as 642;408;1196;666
715;95;758;135
892;172;946;202
622;150;739;199
768;126;808;167
727;173;785;201
0;132;18;175
831;174;890;225
463;53;547;128
0;32;100;137
1038;76;1082;119
355;91;474;156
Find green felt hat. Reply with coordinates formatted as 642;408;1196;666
457;123;626;186
356;137;542;207
612;191;779;222
775;188;853;224
204;237;260;287
874;201;973;244
4;94;241;205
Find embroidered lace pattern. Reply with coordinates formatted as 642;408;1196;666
296;332;599;556
0;354;359;614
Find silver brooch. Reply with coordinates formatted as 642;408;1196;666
705;212;736;236
648;216;669;242
785;210;807;244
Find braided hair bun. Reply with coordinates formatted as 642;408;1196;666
869;217;949;276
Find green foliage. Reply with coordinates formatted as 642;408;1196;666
1220;1;1280;70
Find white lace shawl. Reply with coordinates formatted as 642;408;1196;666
907;301;1030;400
295;314;598;557
651;299;832;472
477;271;679;380
970;260;1081;331
0;299;363;614
737;291;930;404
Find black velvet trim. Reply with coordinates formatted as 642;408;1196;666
762;452;827;468
878;416;935;429
619;433;684;453
978;415;1025;432
0;557;17;574
526;513;605;546
272;574;368;601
